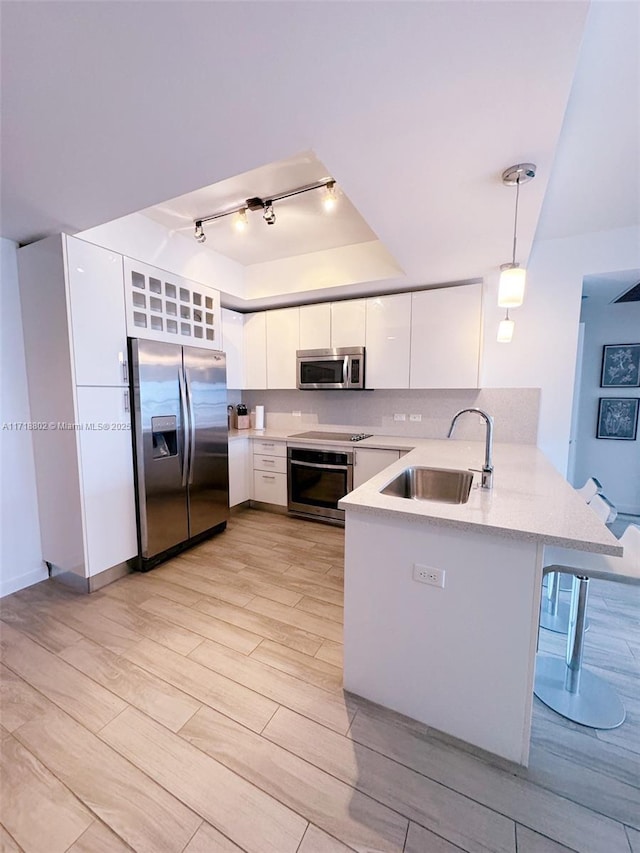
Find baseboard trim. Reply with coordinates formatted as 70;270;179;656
51;558;135;594
0;566;49;598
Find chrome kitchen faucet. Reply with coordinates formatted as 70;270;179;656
447;408;494;489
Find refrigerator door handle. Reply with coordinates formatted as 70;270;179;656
178;366;190;487
185;368;197;485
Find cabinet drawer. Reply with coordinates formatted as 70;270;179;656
253;439;286;457
253;471;287;506
253;453;287;474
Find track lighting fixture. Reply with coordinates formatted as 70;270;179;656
233;208;248;232
193;178;336;242
322;181;337;212
498;163;535;308
263;201;276;226
497;310;515;343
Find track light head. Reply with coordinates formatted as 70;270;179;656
263;201;276;226
234;208;248;232
194;222;206;243
322;181;337;212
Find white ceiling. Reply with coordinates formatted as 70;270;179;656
1;1;637;304
582;269;640;306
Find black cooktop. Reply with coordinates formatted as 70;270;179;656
289;430;373;442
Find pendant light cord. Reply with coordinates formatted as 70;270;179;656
512;176;521;266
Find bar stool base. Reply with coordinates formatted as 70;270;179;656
539;601;589;634
534;655;625;729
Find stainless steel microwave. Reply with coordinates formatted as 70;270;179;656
297;347;365;390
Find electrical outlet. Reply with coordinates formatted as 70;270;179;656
393;413;406;422
409;414;422;422
413;564;445;588
292;411;302;417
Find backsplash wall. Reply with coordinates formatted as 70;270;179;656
241;388;540;444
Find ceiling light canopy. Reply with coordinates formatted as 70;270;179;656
193;178;337;243
498;163;536;309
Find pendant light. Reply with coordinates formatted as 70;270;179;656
498;163;536;308
497;310;515;343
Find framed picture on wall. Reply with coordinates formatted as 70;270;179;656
596;397;639;440
600;343;640;387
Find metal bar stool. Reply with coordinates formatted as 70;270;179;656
540;487;614;633
534;523;640;729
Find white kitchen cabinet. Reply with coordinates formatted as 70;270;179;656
251;438;288;506
228;437;251;507
299;303;331;350
76;386;137;574
353;448;401;489
18;234;138;588
410;284;482;389
331;299;366;348
266;307;299;389
66;238;128;387
365;293;411;388
123;257;221;349
243;312;267;389
221;308;245;389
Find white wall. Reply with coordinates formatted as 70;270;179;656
573;298;640;514
79;212;246;300
0;238;47;596
481;225;640;474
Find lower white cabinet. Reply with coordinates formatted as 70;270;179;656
252;438;287;506
76;386;137;576
228;437;251;506
353;448;400;489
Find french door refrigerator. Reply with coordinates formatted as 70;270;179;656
128;338;229;570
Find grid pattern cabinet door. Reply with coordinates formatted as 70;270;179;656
244;312;267;389
66;237;128;387
124;258;221;349
331;300;366;348
410;284;482;389
299;303;331;350
266;307;300;389
75;386;137;576
221;308;245;389
365;293;411;388
353;448;400;489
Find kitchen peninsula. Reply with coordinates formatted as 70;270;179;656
338;439;622;766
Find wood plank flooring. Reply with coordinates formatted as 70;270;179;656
1;507;638;853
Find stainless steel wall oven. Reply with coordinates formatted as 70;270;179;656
287;446;353;523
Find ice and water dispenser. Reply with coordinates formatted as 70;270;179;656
151;415;178;459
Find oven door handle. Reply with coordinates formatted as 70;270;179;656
289;460;351;471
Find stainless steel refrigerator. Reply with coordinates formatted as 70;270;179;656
128;338;229;570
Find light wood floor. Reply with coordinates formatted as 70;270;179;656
1;508;638;853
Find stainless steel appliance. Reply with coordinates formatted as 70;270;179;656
287;430;373;522
128;338;229;570
297;347;365;390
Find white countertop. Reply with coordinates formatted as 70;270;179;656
228;427;622;557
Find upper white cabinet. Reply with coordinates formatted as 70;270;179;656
221;308;244;389
123;258;221;350
66;238;128;387
266;307;300;389
244;312;267;389
410;284;482;389
331;300;366;348
365;293;411;389
299;303;331;350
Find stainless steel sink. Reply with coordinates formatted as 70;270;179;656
380;466;473;504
